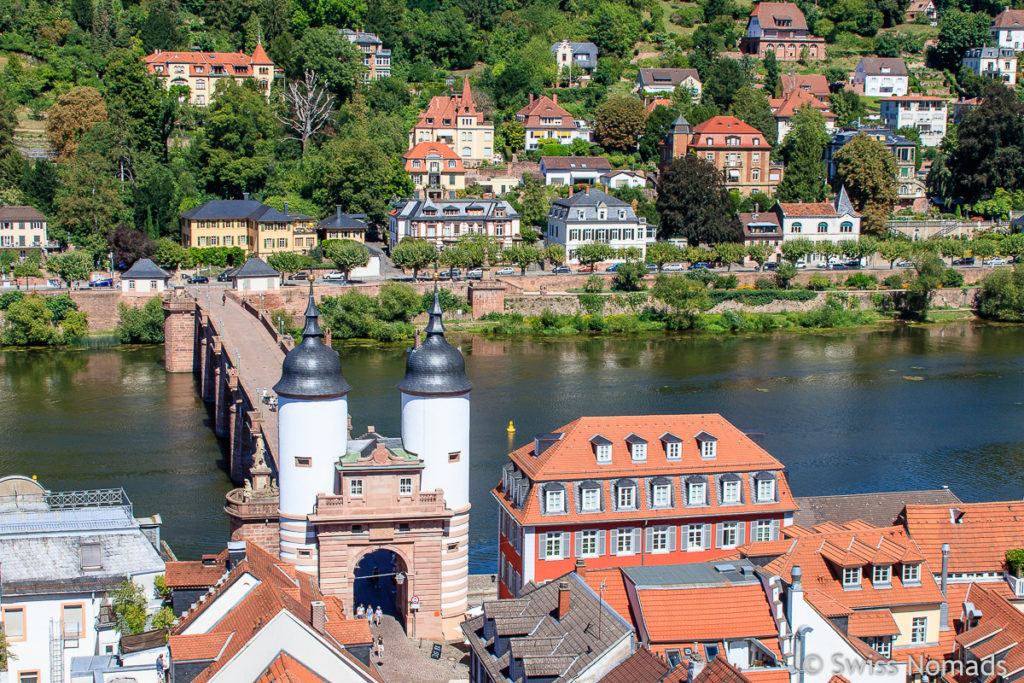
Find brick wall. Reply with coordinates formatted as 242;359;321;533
163;303;196;373
229;518;280;554
67;291;122;331
468;283;505;318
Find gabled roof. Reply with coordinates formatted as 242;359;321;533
516;95;577;130
121;258;172;280
954;583;1024;678
771;88;835;119
690;116;769;148
540;156;611;172
777;201;838;218
781;74;831;99
750;2;810;31
404;141;462;162
0;205;46;221
993;8;1024;28
900;501;1024;574
230;258;280;279
165;549;230;589
601;646;681;683
255;652;331;682
637;68;701;88
318;212;368;231
847;609;900;637
694;656;755;683
794;488;961;528
414;77;487;129
857;57;908;77
552;188;628;209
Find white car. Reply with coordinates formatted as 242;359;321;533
323;272;345;281
895;261;915;268
495;267;515;276
984;257;1008;266
662;263;685;272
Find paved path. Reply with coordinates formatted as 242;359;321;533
196;290;285;465
369;615;469;683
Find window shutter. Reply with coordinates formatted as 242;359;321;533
716;523;725;549
645;527;653;554
633;528;642;552
597;530;606;556
562;532;571;559
610;528;619;554
771;519;780;541
575;532;582;558
668;526;677;552
737;521;746;546
702;523;712;549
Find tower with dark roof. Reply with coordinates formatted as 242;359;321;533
274;290;350;574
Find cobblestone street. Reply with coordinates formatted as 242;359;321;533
368;615;469;682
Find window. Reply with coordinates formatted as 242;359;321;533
399;478;413;495
903;563;921;583
752;169;760;181
686;524;704;551
868;637;891;658
81;542;102;570
631;443;646;461
651;527;669;553
753;153;760;163
350;479;363;497
617;485;635;509
841;221;854;233
616;529;634;555
753;138;760;146
263;238;273;248
579;530;599;557
545;533;563;559
911;616;927;643
666;442;681;459
818;222;828;233
545;490;565;513
700;441;716;459
792;222;802;233
754;520;773;542
128;280;135;290
277;238;288;247
723;480;741;503
687;481;706;505
873;565;892;585
721;522;739;548
18;674;38;683
652;484;671;507
295;457;311;468
842;567;862;588
581;487;600;511
757;478;776;502
666;650;683;668
4;607;24;640
448;451;461;462
195;79;205;90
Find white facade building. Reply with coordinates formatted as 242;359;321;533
854;57;909;96
963;47;1018;86
0;476;165;683
0;206;48;255
387;198;521;249
879;96;949;147
227;257;281;292
539;156;611;186
775;187;862;257
600;170;647;189
120;258;172;297
545;188;656;263
992;9;1024;51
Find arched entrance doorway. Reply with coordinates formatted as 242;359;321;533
353;549;409;629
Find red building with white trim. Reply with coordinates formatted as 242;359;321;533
492;414;798;598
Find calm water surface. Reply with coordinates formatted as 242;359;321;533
2;323;1023;570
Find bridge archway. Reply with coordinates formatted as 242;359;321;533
352;548;410;629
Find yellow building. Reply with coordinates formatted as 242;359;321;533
403;141;467;199
409;78;495;163
179;199;317;258
144;43;276;106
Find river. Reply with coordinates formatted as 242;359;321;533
2;322;1023;570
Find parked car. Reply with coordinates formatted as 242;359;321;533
89;278;115;288
688;262;710;270
323;271;345;281
287;273;308;280
762;262;779;271
604;264;619;272
845;260;861;269
952;257;975;266
662;263;685;272
466;268;483;279
437;268;461;280
577;265;596;273
187;275;209;284
828;263;848;271
495;267;515;276
895;261;915;268
794;261;807;269
216;272;231;282
984;257;1008;266
552;265;571;274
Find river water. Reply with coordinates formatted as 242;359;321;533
2;323;1023;570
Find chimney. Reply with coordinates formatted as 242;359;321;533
791;565;803;592
553;93;558;104
557;580;570;619
310;601;327;634
574;558;586;579
529;93;534;103
568;185;574;196
336;205;343;222
283;201;289;216
940;543;950;630
787;565;803;625
227;540;246;569
366;425;375;434
243;192;250;201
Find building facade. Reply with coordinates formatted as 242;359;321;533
0;205;48;255
551;40;599;81
492;414;798;599
826;128;924;205
539;156;611;185
121;258;172;297
781;73;831;103
741;2;826;60
404;141;467;199
144;44;276;106
906;0;937;24
516;94;593;150
771;87;836;142
545;188;655;263
634;68;702;103
854;57;909;96
775;187;862;257
963;47;1018;86
388;198;520;249
0;476;165;683
992;9;1024;51
318;209;368;243
340;29;390;82
661;115;783;196
227;258;281;292
879;95;949;147
179;199;317;258
410;78;495;163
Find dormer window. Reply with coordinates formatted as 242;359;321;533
705;137;713;145
842;567;862;588
591;435;612;463
625;434;647;461
686;477;706;506
753;138;760;146
545;488;565;513
695;431;717;459
534;432;564;456
873;565;892;586
652;481;672;507
661;432;682;460
615;480;637;510
903;563;921;583
756;477;776;502
722;477;741;503
580;482;601;511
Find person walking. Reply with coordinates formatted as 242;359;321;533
356;604;365;619
374;606;382;626
222;291;226;306
376;635;384;662
366;606;374;628
156;654;166;681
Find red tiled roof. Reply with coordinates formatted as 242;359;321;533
601;646;672;683
781;74;830;99
744;672;791;683
255;652;329;683
900;501;1024;574
690;117;769;149
144;49;272;77
750;2;810;31
828;677;851;683
993;9;1024;28
516;95;577;130
582;567;632;622
403;142;465;172
645;98;675;114
634;583;777;643
847;609;899;637
804;590;853;618
777;201;838;217
414;78;486;129
168;632;233;661
952;583;1024;676
694;656;753;682
772;88;835;119
165;550;229;588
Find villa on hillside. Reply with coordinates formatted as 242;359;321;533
854;57;909;96
515;94;593;150
409;78;495;163
340;29;391;82
879;95;949;147
403;141;466;199
179;197;317;257
634;68;702;103
740;2;826;60
962;47;1018;86
545;187;655;263
144;43;278;106
388;197;520;250
551;40;599;82
992;8;1024;50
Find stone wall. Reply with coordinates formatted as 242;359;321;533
67;291;122;331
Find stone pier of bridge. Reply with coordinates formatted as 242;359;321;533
162;288;295;552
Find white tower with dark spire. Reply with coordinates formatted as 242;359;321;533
398;290;471;635
274;292;350;575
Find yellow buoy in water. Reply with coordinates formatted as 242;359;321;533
507;420;516;434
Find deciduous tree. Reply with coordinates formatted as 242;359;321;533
645;241;682;271
657;155;743;245
45;250;93;287
949;85;1024;205
776;105;829;203
278;70;335;156
729;87;777;146
574;241;615;271
932;10;992;70
323;239;370;281
833;133;898;235
47;87;108;158
390;238;437;279
594;96;647;152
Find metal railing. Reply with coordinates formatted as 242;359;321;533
44;488;132;515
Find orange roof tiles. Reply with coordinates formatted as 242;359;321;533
645;98;675;114
953;583;1024;677
516;95;577;130
777;201;839;218
694;656;754;683
781;74;830;99
634;583;777;643
168;632;233;661
771;88;834;119
601;646;673;683
744;671;791;683
993;8;1024;28
165;550;229;588
750;2;810;30
828;677;852;683
582;567;632;622
690;117;770;149
900;501;1024;574
144;48;272;78
255;653;329;683
804;590;853;618
847;609;899;637
414;77;486;129
403;142;465;172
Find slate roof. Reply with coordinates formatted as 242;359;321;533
964;46;1017;58
794;488;961;528
637;68;701;88
180;200;295;223
393;197;518;221
550;41;599;70
340;29;383;45
460;571;634;682
230;258;281;279
0;205;46;221
540;156;611;172
899;501;1024;574
829;127;915;151
121;258;172;280
318;212;368;231
858;57;908;77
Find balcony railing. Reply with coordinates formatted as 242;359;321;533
224;488;279;519
1005;571;1024;598
45;488;131;515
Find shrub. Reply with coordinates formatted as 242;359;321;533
584;275;604;293
845;273;878;290
883;274;904;289
942;269;964;287
754;277;775;290
0;290;24;310
117;297;165;344
578;293;606;315
806;275;833;291
713;274;738;289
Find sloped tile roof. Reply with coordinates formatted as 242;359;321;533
771;88;834;119
0;206;46;221
637;68;701;88
255;652;330;683
690;116;769;149
694;656;753;683
858;57;908;77
954;583;1024;677
795;489;961;528
516;95;577;130
750;2;809;30
165;550;229;589
582;567;632;621
600;646;672;683
743;671;791;683
634;583;777;642
900;501;1024;574
993;9;1024;28
168;632;233;661
777;201;838;218
847;609;900;637
781;74;830;99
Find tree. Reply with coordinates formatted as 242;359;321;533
504;243;544;275
117;296;165;343
904;251;947;319
651;274;712;324
657;155;743;246
154;239;188;270
0;294;87;346
484;38;557;112
141;0;183;52
701;58;747;110
763;51;779;95
278;70;335;156
198;81;277;196
390;238;437;279
833;133;898;235
20;160;59;216
829;90;865;128
713;242;747;271
949;85;1024;204
47;87;108;158
776;105;829;203
594;96;647;152
267;252;311;279
110;226;155;270
878;239;911;268
613;259;647;291
645;241;682;271
574;242;615;271
0;88;18;162
932;10;992;70
323;239;370;281
53;152;128;247
781;238;815;264
640;104;679;162
544;244;566;267
502;121;525;153
775;263;798;289
747;243;773;269
729;87;777;146
588;2;642;58
46;250;93;287
306;138;414;226
111;580;148;635
977;265;1024;321
0;251;16;278
103;47;176;158
294;29;366;101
